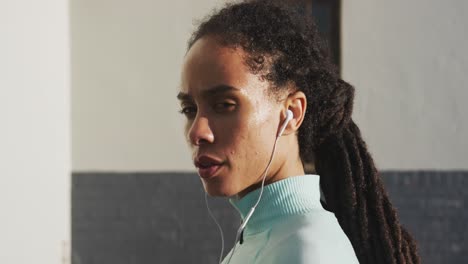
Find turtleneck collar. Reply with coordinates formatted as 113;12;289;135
228;174;323;236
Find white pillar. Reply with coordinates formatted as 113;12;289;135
0;0;71;263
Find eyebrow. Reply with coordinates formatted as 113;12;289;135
177;85;238;101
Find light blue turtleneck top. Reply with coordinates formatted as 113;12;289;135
222;174;359;264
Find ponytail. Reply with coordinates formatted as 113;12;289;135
315;120;420;264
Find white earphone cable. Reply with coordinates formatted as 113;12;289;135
205;191;225;264
224;133;281;264
206;110;291;264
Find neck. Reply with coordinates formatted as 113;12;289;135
237;136;305;199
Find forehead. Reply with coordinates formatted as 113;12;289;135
180;36;262;96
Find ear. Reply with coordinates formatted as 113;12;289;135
282;90;307;135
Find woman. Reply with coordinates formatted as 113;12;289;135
177;1;420;263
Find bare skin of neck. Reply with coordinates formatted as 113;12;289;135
236;135;308;199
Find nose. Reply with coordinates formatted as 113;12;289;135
188;115;214;146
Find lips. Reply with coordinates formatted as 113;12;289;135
194;155;225;179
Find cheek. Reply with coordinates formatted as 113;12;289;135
218;117;244;145
248;100;277;141
252;102;273;126
216;119;249;163
184;122;193;144
184;122;190;135
228;115;276;164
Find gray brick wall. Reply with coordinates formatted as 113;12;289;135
72;173;239;264
382;171;467;264
72;171;467;264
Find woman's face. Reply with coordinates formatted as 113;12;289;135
178;36;283;197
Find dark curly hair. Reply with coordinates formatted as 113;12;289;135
188;1;421;263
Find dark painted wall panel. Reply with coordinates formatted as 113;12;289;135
382;171;467;264
72;171;467;264
72;173;239;264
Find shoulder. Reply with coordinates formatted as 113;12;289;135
258;210;359;264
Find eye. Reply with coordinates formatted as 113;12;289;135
178;106;197;119
214;101;236;113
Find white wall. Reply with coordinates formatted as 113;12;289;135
72;0;467;172
0;1;71;263
342;0;468;170
71;0;226;172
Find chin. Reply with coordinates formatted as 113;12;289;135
202;180;237;197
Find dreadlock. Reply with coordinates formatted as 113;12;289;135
187;1;421;263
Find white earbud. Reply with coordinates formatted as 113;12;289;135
277;109;293;137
